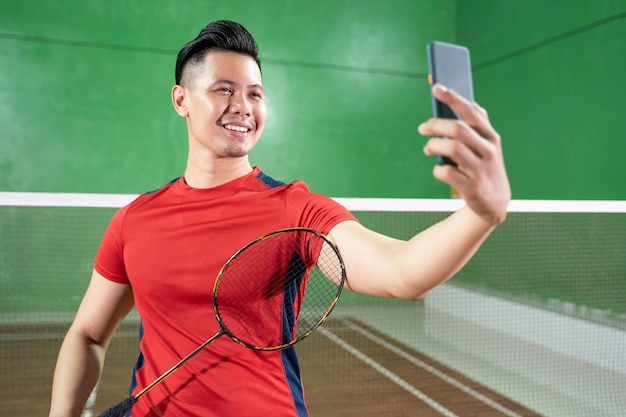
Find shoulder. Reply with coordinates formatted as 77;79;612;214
251;169;310;194
130;177;182;207
253;170;288;189
103;177;182;231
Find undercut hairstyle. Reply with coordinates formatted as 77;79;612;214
175;20;261;86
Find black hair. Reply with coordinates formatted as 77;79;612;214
175;20;261;85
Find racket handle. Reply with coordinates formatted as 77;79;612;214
97;395;138;417
97;330;223;416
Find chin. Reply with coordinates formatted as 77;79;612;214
223;147;252;158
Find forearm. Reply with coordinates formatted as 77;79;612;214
332;206;502;300
49;330;107;417
390;205;499;299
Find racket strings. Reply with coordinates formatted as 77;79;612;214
215;230;343;349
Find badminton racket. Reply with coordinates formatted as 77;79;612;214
98;227;345;417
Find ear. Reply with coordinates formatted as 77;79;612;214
171;85;189;117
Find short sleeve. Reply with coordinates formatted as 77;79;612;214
287;182;358;233
94;205;130;284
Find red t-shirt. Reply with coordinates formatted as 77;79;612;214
94;167;356;417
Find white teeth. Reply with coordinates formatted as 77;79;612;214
224;124;249;133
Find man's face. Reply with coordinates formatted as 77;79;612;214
181;51;266;160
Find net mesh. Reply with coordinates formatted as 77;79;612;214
1;194;624;417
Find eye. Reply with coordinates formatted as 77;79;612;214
249;90;264;100
215;87;233;95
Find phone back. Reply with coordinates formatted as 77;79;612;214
427;41;474;120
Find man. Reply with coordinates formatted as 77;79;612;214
49;20;510;417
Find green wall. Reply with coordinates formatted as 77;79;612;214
457;1;626;200
2;1;625;199
0;0;454;198
0;0;626;199
3;1;624;199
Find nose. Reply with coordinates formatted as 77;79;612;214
228;92;251;116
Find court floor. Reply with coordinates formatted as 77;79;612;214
1;292;624;417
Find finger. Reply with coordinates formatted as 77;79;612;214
421;89;503;163
424;136;482;175
472;101;489;117
431;163;472;195
431;84;499;143
419;118;485;160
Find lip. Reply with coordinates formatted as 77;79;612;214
223;126;251;135
221;120;254;133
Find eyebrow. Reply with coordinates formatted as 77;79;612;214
212;79;265;92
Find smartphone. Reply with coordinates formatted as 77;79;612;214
426;41;474;165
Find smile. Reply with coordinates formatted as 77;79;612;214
224;124;250;133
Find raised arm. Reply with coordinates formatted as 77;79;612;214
49;270;134;417
328;84;510;299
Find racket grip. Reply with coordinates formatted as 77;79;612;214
97;395;138;417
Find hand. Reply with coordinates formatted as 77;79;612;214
419;84;511;224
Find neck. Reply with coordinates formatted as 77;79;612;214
183;157;253;189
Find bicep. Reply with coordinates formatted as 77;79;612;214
69;269;135;347
328;220;405;297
